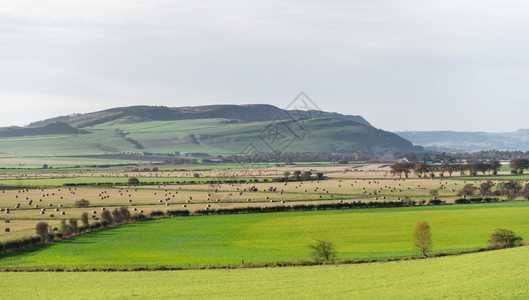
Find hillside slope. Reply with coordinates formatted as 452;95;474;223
0;117;420;157
0;122;84;138
27;104;372;128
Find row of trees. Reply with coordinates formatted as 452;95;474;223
390;158;529;178
35;207;134;243
394;150;529;162
282;171;324;181
458;180;529;200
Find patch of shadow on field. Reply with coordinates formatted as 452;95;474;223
0;243;54;259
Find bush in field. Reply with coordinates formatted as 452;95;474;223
413;221;432;257
308;239;336;262
522;183;529;200
479;181;494;196
35;222;49;242
101;210;113;225
301;171;312;181
429;189;438;198
150;210;164;217
128;177;140;185
498;180;522;200
457;184;477;197
81;212;89;227
60;219;72;236
488;228;523;249
69;218;79;233
292;170;302;181
119;206;131;220
112;208;123;223
75;199;90;207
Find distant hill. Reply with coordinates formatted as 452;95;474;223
0;105;423;157
0;122;84;138
27;104;372;128
396;130;529;152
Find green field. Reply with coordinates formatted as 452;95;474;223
1;246;528;299
2;202;529;268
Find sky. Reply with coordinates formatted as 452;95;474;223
1;0;529;132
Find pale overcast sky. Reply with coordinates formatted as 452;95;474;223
1;0;529;132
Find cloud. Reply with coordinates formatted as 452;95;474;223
1;0;529;131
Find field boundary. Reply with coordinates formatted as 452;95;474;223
0;244;524;272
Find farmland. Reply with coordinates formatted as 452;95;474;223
1;201;529;268
0;246;528;299
1;164;528;243
1;162;529;299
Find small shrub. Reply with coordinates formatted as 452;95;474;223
150;211;164;217
488;228;523;249
128;177;140;185
100;210;112;224
80;212;89;227
428;199;443;205
75;199;90;207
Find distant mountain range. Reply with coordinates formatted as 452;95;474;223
396;130;529;152
0;105;421;157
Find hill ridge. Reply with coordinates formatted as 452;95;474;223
27;104;372;128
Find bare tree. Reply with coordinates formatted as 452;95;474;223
308;239;336;262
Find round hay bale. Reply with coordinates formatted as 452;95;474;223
61;211;65;215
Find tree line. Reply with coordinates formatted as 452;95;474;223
390;158;529;178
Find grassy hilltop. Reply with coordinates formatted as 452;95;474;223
0;105;420;158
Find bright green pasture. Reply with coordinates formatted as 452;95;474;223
1;246;529;299
1;202;529;268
